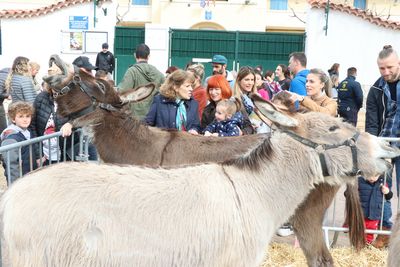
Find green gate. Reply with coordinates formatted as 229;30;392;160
170;29;305;78
114;26;145;84
114;27;305;84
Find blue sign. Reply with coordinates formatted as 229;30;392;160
69;16;89;30
205;11;212;20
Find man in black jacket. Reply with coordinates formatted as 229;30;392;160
95;43;115;79
337;67;363;126
365;45;400;248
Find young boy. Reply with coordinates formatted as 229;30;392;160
204;99;242;137
1;101;37;184
358;174;393;246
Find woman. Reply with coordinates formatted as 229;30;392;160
145;69;200;134
290;68;337;116
258;70;281;101
5;56;37;103
201;74;232;130
275;64;291;91
232;66;259;134
327;63;340;77
186;64;207;120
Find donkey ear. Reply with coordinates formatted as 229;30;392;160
252;94;299;128
119;83;156;103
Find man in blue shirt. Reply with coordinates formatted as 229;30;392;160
288;52;309;96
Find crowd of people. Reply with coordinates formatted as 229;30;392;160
0;42;399;249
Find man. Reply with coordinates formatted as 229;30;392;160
337;67;363;126
95;43;115;80
118;43;165;120
205;54;235;89
365;45;400;248
72;56;96;75
288;52;309;96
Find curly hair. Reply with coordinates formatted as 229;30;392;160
5;56;31;93
160;69;195;100
8;101;34;121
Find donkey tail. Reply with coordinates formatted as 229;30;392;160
345;183;366;251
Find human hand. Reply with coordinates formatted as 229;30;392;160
211;133;219;137
288;92;304;103
188;129;199;135
60;122;73;137
204;131;212;136
381;184;390;195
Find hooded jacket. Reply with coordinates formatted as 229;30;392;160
118;62;165;120
204;112;243;137
289;69;309;96
1;124;37;183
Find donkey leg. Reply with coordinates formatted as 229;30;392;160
290;184;340;267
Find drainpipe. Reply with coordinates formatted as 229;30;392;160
93;0;97;28
324;0;330;36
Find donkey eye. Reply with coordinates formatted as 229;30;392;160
329;125;339;131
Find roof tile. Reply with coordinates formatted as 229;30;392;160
0;0;110;19
308;0;400;30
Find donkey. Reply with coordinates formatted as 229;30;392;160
43;55;363;266
2;99;398;267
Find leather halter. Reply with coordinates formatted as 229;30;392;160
282;130;361;177
52;74;124;120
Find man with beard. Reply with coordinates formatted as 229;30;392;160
204;54;235;89
365;45;400;248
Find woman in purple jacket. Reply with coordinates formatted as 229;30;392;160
145;69;200;134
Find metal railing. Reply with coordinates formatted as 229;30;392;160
0;128;90;185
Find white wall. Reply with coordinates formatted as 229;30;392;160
0;1;117;82
305;7;400;89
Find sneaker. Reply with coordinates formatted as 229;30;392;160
277;223;294;237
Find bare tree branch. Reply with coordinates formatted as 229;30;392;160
290;7;306;24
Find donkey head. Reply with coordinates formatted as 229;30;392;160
42;55;156;119
253;95;400;181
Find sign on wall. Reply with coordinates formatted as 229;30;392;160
61;31;108;54
69;16;89;30
85;31;108;53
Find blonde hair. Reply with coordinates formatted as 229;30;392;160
309;68;333;97
160;70;195;100
8;101;34;121
5;56;31;93
186;64;205;81
217;99;238;117
29;61;40;72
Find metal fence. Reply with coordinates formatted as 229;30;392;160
0;129;90;186
322;173;398;248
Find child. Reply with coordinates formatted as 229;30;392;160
204;99;242;137
358;174;393;245
1;101;37;184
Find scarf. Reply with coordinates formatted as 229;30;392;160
175;99;187;131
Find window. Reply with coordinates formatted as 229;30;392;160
132;0;149;5
354;0;366;9
270;0;288;10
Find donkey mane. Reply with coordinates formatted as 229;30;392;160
223;135;274;171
